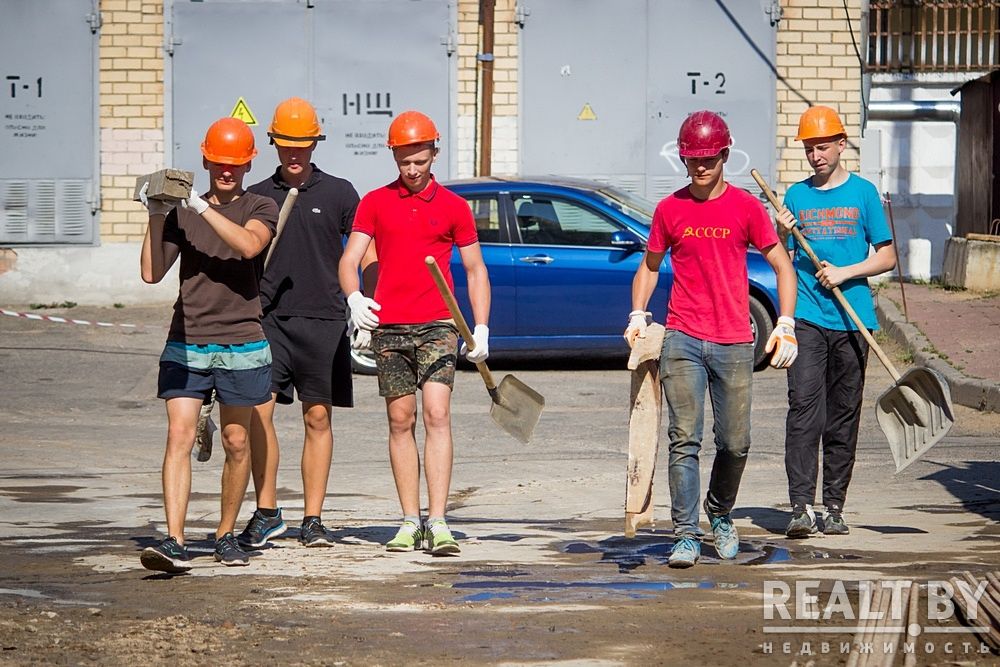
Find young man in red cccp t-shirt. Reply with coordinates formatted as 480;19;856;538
625;110;798;568
338;110;491;556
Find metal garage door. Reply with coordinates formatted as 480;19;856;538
0;0;99;244
519;0;778;201
168;0;454;196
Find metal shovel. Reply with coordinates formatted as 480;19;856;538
425;256;545;444
751;170;954;473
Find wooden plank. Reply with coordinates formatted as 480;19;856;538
624;324;664;538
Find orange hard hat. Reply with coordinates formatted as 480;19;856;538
201;117;257;165
268;97;325;147
795;105;847;141
386;110;439;148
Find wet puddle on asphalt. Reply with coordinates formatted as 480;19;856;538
450;536;863;604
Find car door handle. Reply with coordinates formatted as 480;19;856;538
518;255;554;264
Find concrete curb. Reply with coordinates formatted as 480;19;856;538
876;295;1000;414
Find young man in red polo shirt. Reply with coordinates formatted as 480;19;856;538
338;110;491;556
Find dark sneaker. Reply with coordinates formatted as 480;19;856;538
707;513;740;559
386;520;423;552
140;536;192;573
214;532;250;566
668;537;701;568
299;518;336;547
785;505;818;538
822;507;850;535
236;508;287;548
425;519;461;556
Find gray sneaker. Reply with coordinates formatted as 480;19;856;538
140;536;192;573
214;532;250;566
236;508;287;548
822;507;850;535
299;518;336;547
785;505;818;538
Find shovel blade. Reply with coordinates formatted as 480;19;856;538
876;367;955;474
488;374;545;444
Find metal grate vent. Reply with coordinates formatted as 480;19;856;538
0;178;94;243
1;180;29;237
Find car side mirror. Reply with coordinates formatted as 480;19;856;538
611;230;643;251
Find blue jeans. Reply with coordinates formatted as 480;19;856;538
659;329;753;540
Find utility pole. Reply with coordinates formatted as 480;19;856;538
477;0;496;176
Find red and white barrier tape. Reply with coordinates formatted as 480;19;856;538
0;308;162;331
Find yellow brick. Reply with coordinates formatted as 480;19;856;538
103;117;127;129
127;46;157;59
101;46;128;58
802;8;833;20
116;35;142;47
112;58;142;69
114;82;142;94
494;81;516;94
115;223;145;236
801;55;831;67
128;94;158;105
102;23;126;35
102;71;127;82
111;11;142;23
787;66;817;78
127;70;156;82
113;105;140;117
786;19;818;32
128;117;159;129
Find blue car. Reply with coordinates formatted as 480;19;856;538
352;176;779;372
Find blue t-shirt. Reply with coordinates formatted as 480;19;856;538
785;173;892;331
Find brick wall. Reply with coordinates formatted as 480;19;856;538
456;0;518;177
776;0;863;191
93;1;862;242
98;0;164;243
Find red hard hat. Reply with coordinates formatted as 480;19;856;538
201;117;257;165
677;111;732;159
386;110;439;148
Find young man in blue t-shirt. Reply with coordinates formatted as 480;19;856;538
775;106;897;538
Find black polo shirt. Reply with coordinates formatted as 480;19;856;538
248;165;360;320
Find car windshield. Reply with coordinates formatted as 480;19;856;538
593;186;656;225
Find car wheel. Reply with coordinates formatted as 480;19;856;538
351;348;378;375
750;294;775;371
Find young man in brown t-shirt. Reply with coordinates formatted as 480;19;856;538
138;117;278;572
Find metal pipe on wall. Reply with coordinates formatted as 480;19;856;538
867;100;961;122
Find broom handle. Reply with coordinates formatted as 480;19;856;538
424;256;498;391
750;170;902;381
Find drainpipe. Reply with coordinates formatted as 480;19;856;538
866;100;961;122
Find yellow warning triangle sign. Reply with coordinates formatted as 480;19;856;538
230;97;258;126
577;103;597;121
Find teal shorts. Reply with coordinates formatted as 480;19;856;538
157;339;272;406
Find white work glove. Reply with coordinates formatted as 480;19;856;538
623;310;650;347
181;188;210;215
461;324;490;363
347;291;381;331
138;181;174;217
765;315;798;368
350;326;371;351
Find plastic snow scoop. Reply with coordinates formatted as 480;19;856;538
425;256;544;444
751;169;954;473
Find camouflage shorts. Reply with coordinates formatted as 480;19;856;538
371;321;459;397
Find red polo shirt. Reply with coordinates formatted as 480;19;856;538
353;176;479;324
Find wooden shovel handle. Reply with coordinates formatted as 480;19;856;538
264;187;298;269
750;169;902;381
424;256;498;391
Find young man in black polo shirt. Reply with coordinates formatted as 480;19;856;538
238;97;365;548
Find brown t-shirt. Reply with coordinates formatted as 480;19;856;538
162;192;278;344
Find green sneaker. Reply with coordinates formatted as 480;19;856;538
425;519;461;556
822;507;850;535
386;521;423;552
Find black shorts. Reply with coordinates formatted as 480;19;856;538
262;315;353;407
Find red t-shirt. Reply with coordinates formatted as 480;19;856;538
352;177;479;324
647;184;778;344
